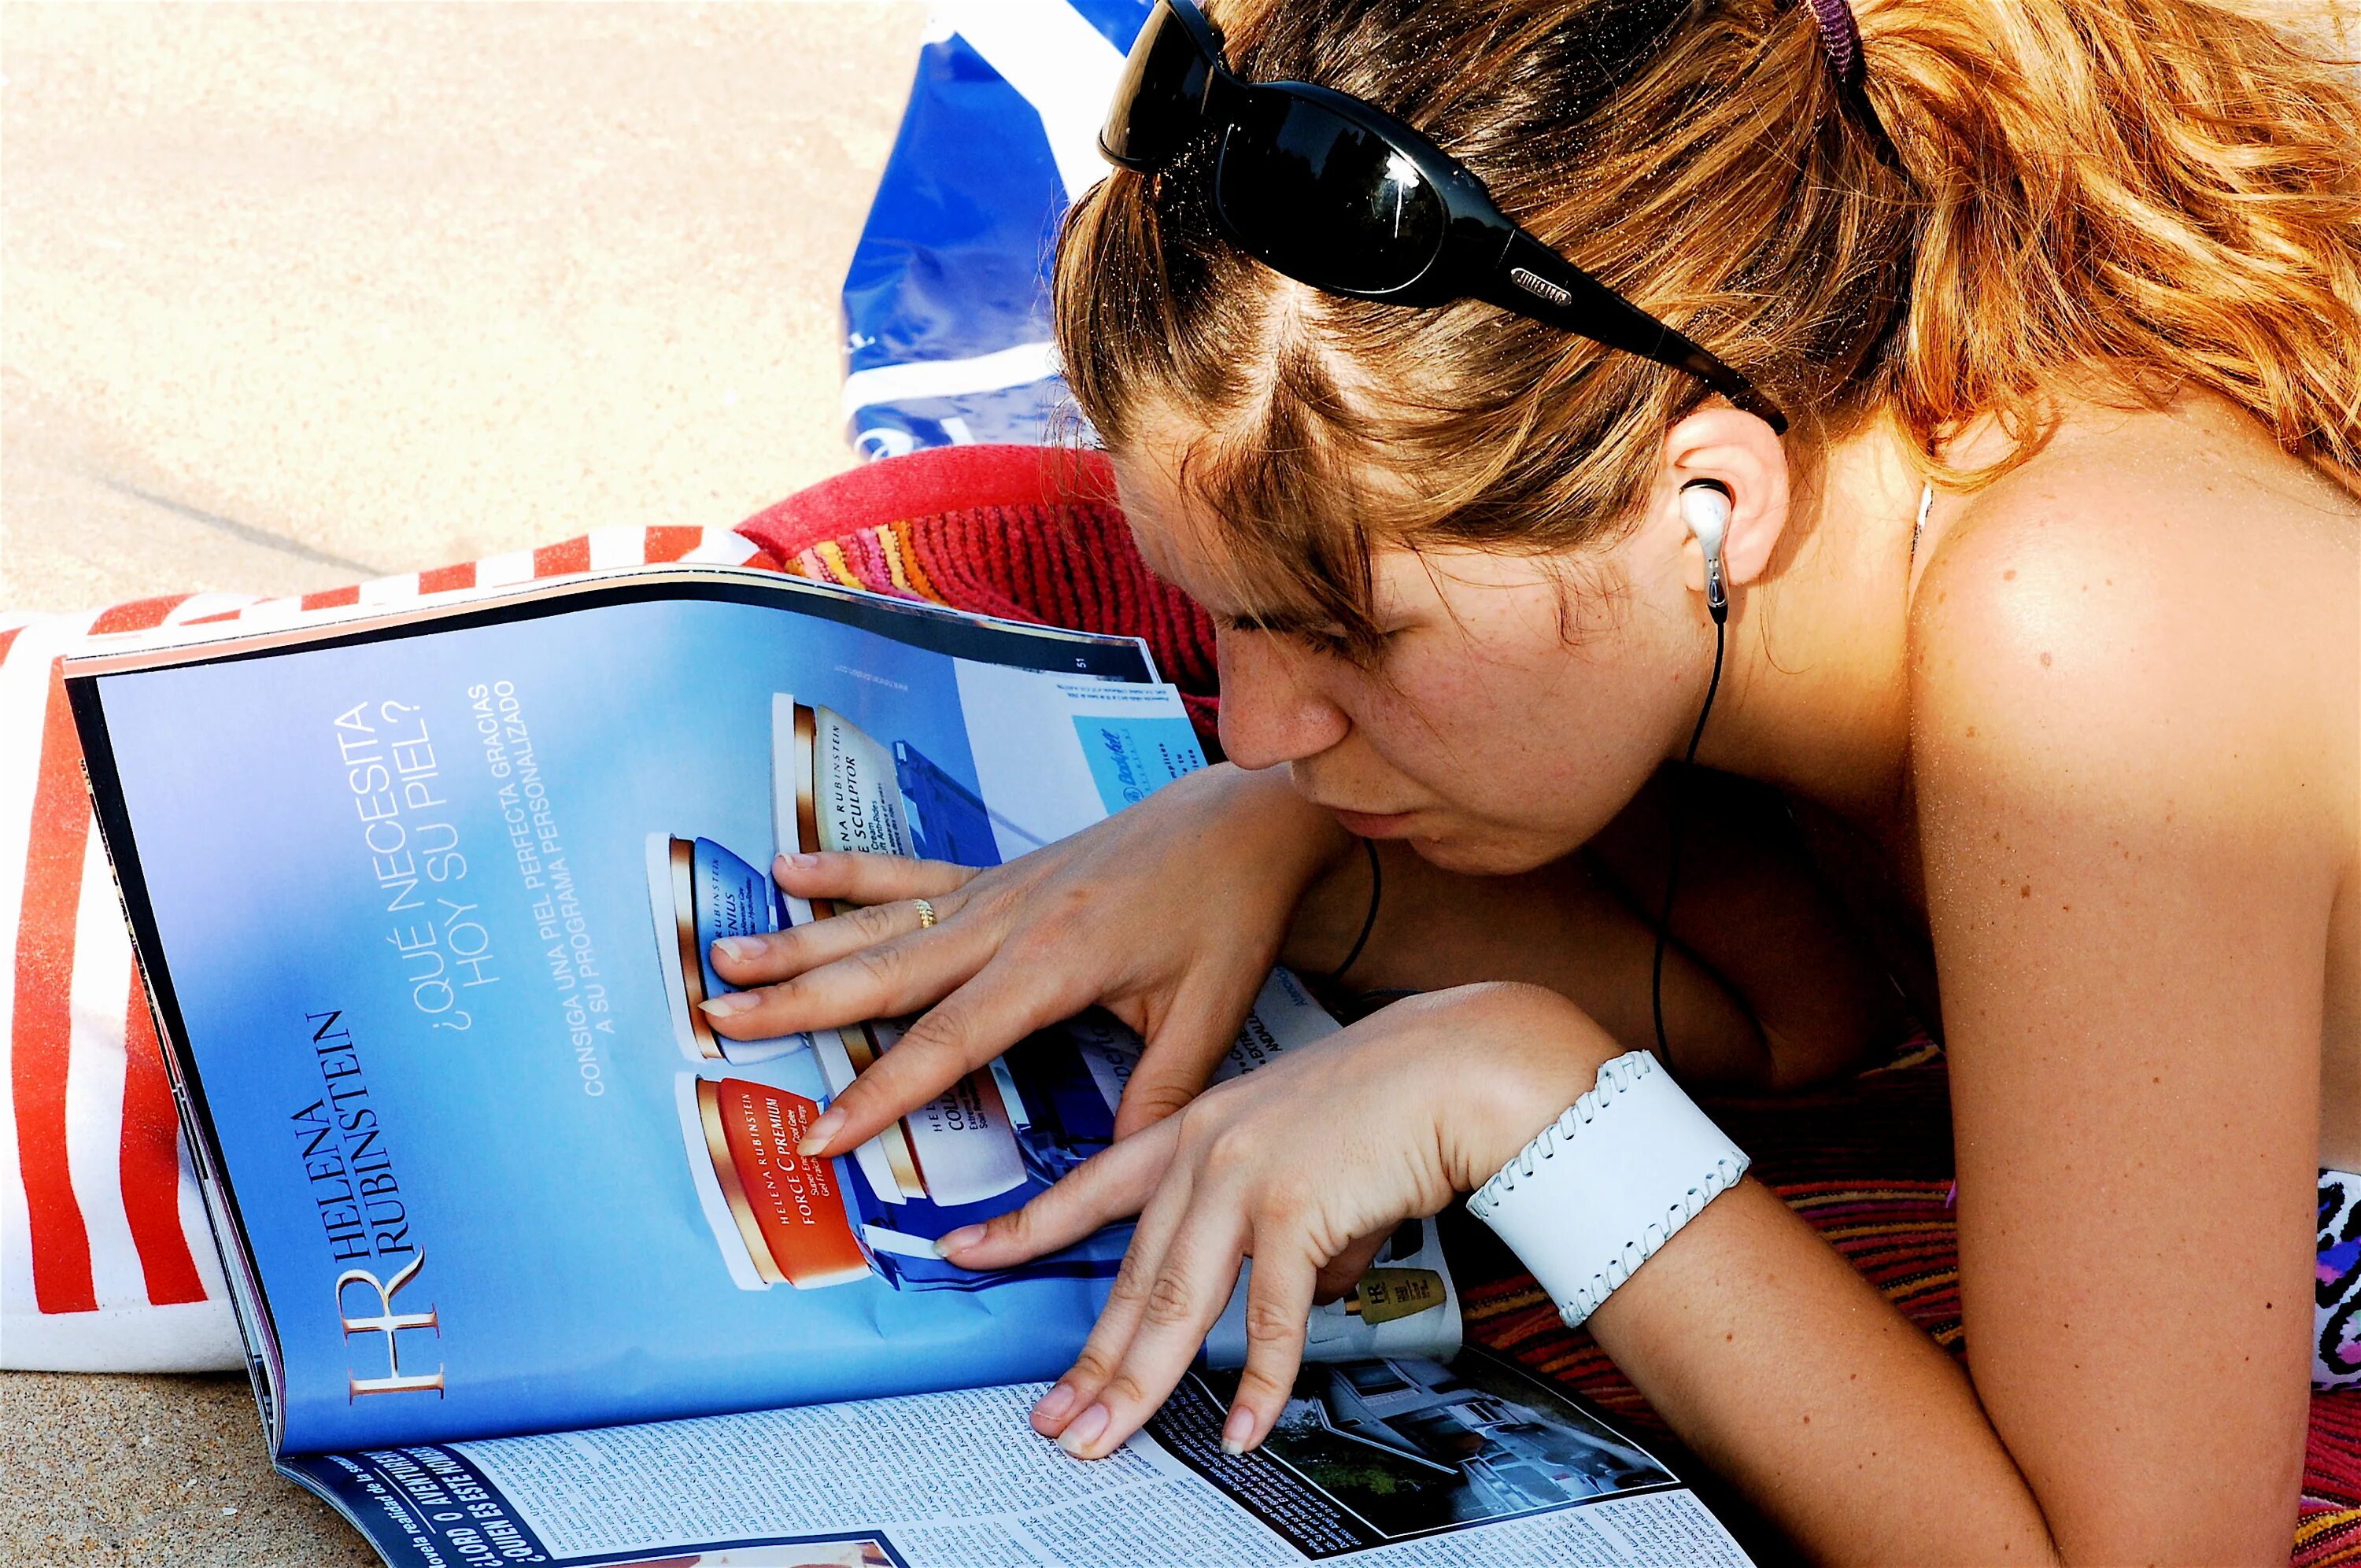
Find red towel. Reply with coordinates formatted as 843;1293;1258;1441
738;445;1222;748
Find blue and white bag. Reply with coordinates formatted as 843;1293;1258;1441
841;1;1152;459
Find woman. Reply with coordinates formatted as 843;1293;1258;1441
700;0;2360;1557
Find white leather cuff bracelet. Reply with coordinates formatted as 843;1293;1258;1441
1465;1050;1749;1330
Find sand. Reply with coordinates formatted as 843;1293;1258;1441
1;4;922;1561
2;1;925;612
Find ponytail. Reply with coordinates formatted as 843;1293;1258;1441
1861;0;2361;479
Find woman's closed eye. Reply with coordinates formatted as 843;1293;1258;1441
1217;612;1400;664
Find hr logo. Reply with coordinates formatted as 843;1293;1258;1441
335;1251;445;1398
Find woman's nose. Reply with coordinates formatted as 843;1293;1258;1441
1215;630;1349;771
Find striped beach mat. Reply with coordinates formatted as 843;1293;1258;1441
0;526;771;1372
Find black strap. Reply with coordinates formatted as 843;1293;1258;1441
1327;836;1384;985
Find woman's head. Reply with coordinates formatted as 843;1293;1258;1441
1115;393;1786;871
1054;0;2361;869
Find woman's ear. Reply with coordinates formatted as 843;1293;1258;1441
1661;407;1790;593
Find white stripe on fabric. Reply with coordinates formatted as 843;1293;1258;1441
475;550;537;589
681;531;766;566
357;573;423;607
1;1297;241;1372
0;611;100;1332
163;592;265;625
944;0;1128;201
63;825;144;1310
841;341;1061;422
588;529;648;572
235;596;306;625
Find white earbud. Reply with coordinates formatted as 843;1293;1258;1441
1679;480;1733;625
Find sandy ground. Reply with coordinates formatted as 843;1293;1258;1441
1;3;922;1562
2;1;924;613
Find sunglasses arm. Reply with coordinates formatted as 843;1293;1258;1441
1478;229;1790;434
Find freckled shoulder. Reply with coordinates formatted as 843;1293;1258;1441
1905;397;2356;845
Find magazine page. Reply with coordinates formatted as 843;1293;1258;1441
280;1350;1751;1568
68;573;1449;1458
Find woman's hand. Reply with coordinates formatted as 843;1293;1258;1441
701;762;1359;1154
933;982;1620;1461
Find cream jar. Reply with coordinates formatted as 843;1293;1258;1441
644;833;804;1066
680;1073;871;1291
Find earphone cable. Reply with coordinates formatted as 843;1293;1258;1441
1652;612;1726;1061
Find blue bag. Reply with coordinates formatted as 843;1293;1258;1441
841;1;1152;459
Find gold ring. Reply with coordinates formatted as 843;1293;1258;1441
913;898;937;929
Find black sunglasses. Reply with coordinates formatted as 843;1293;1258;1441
1098;0;1789;434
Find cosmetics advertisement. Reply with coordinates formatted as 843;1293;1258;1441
79;585;1261;1455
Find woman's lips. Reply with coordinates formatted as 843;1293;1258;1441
1328;806;1419;839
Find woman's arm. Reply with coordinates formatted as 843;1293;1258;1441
1893;467;2331;1559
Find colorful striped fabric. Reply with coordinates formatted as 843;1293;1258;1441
0;526;771;1372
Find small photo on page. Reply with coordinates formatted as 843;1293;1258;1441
770;692;1002;887
1147;1350;1680;1559
670;1013;1137;1300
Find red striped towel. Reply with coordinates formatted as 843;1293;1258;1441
0;525;770;1371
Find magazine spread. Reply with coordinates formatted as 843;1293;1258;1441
66;564;1754;1568
283;1351;1747;1568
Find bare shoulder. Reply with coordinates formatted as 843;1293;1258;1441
1906;392;2357;851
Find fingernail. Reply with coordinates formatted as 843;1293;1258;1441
794;1109;844;1157
1220;1406;1255;1457
1057;1403;1111;1457
697;991;757;1018
776;851;818;872
933;1225;986;1259
1032;1383;1078;1429
711;935;760;964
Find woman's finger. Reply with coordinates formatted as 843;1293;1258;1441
1221;1237;1319;1455
938;1116;1183;1270
1030;1160;1196;1439
771;849;978;906
710;888;974;987
1311;1228;1394;1304
1110;965;1265;1140
703;915;995;1042
799;954;1103;1155
1054;1201;1252;1459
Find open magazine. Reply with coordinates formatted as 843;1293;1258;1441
66;564;1754;1567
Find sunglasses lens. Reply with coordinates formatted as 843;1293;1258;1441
1217;94;1447;292
1101;2;1217;168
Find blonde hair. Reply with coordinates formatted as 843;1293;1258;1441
1051;0;2361;647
